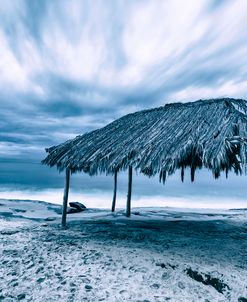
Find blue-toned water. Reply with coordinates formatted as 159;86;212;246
0;157;246;209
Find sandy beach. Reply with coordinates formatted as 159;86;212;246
0;199;246;302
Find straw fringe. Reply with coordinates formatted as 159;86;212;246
42;98;247;182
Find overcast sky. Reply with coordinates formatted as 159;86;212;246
1;0;247;207
1;0;247;160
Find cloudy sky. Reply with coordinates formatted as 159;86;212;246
1;0;247;207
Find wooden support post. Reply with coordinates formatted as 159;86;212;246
111;171;118;212
61;168;70;228
191;166;195;182
126;166;132;217
181;166;184;182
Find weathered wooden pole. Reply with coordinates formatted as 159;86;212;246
126;166;132;217
181;166;184;182
61;168;70;228
111;171;118;212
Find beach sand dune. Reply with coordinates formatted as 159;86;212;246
0;199;247;301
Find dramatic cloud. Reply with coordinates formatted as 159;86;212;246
1;0;247;158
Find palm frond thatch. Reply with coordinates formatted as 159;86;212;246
42;98;247;182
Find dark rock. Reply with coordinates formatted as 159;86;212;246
185;268;229;294
69;202;86;212
85;285;93;290
238;298;247;302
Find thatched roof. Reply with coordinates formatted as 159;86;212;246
42;98;247;182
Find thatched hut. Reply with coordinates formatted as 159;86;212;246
42;98;247;226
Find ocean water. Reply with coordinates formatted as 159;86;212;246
0;158;246;209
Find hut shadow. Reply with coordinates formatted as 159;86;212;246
44;215;246;249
